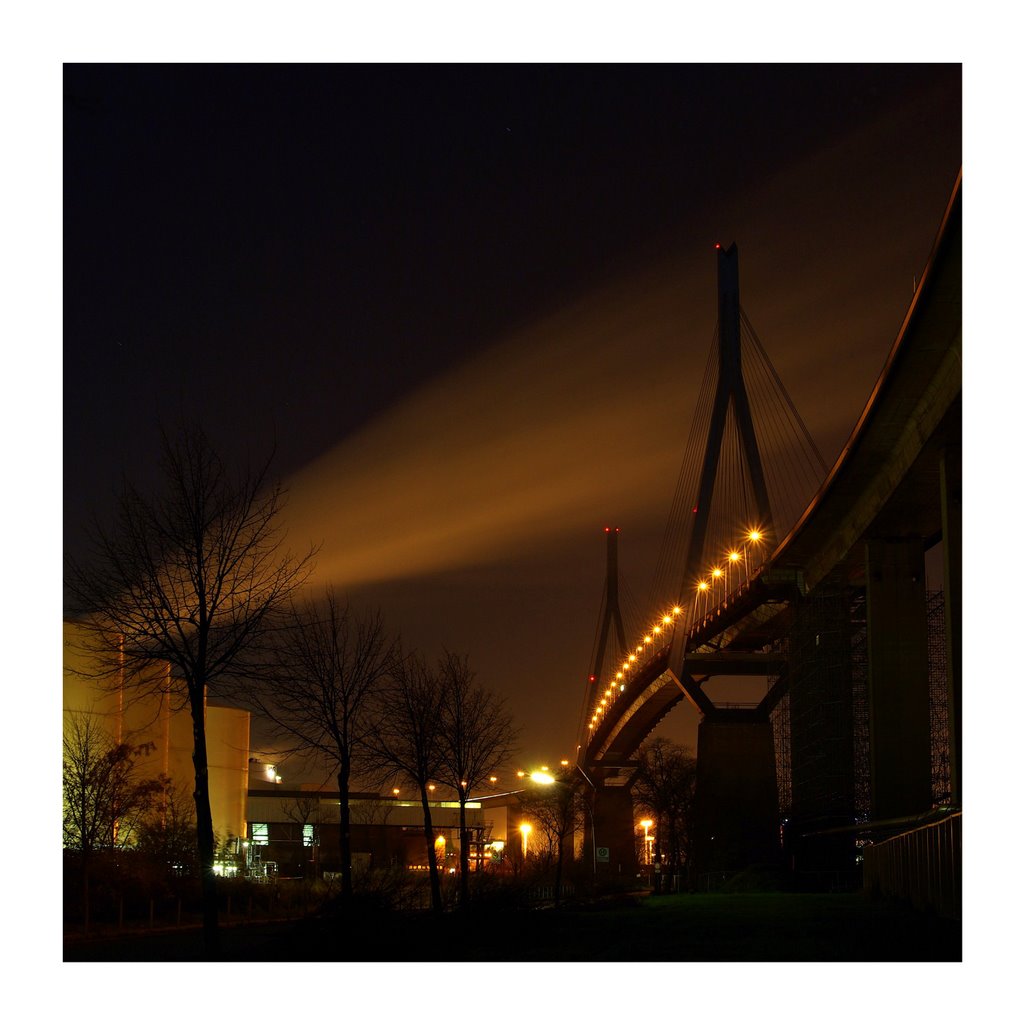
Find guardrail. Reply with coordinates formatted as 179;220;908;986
863;812;961;919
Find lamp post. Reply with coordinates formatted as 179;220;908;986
573;762;599;889
639;819;654;872
519;822;532;859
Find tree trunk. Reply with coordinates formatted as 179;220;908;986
421;788;442;912
458;795;470;908
337;763;354;903
81;855;91;934
189;686;220;957
554;831;565;907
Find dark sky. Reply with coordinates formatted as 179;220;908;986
64;64;961;774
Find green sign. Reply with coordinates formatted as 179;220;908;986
596;846;610;863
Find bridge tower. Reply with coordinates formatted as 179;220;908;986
579;527;638;881
682;243;773;586
675;244;781;880
592;527;627;689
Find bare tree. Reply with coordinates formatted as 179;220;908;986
369;650;446;912
280;795;326;879
62;713;162;929
436;651;519;906
64;424;314;955
518;765;585;906
348;797;397;826
633;738;697;887
249;590;395;900
135;776;199;878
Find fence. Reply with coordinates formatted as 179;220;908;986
862;812;961;919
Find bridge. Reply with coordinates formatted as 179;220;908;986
574;172;961;904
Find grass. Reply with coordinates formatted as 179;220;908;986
63;890;960;962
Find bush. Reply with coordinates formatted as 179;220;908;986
720;865;790;893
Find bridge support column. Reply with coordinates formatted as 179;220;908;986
866;538;932;819
941;443;961;806
693;712;779;881
583;784;636;882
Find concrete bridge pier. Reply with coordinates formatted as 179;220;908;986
581;782;637;881
940;441;961;806
865;537;932;819
692;710;780;879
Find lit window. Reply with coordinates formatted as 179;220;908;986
303;823;315;847
251;822;269;846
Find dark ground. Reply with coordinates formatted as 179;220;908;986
63;891;961;962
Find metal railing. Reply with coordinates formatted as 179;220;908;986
862;811;961;919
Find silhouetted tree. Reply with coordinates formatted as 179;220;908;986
135;776;199;878
369;651;446;912
64;424;315;955
62;713;161;928
633;738;697;886
436;650;519;907
518;765;585;906
280;795;326;878
249;590;395;901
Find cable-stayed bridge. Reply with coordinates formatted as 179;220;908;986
573;173;961;907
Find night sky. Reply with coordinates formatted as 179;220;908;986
63;64;962;775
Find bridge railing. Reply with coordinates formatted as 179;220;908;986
587;549;798;740
862;812;961;919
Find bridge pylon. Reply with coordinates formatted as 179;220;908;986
578;527;638;881
669;243;774;680
669;244;782;880
683;243;773;589
591;526;627;697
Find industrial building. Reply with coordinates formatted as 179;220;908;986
242;781;501;878
62;620;251;845
64;619;520;877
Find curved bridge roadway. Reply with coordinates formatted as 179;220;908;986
583;172;962;779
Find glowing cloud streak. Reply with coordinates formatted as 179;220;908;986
282;270;696;588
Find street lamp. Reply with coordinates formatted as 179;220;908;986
639;819;654;865
519;822;532;858
573;762;599;886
